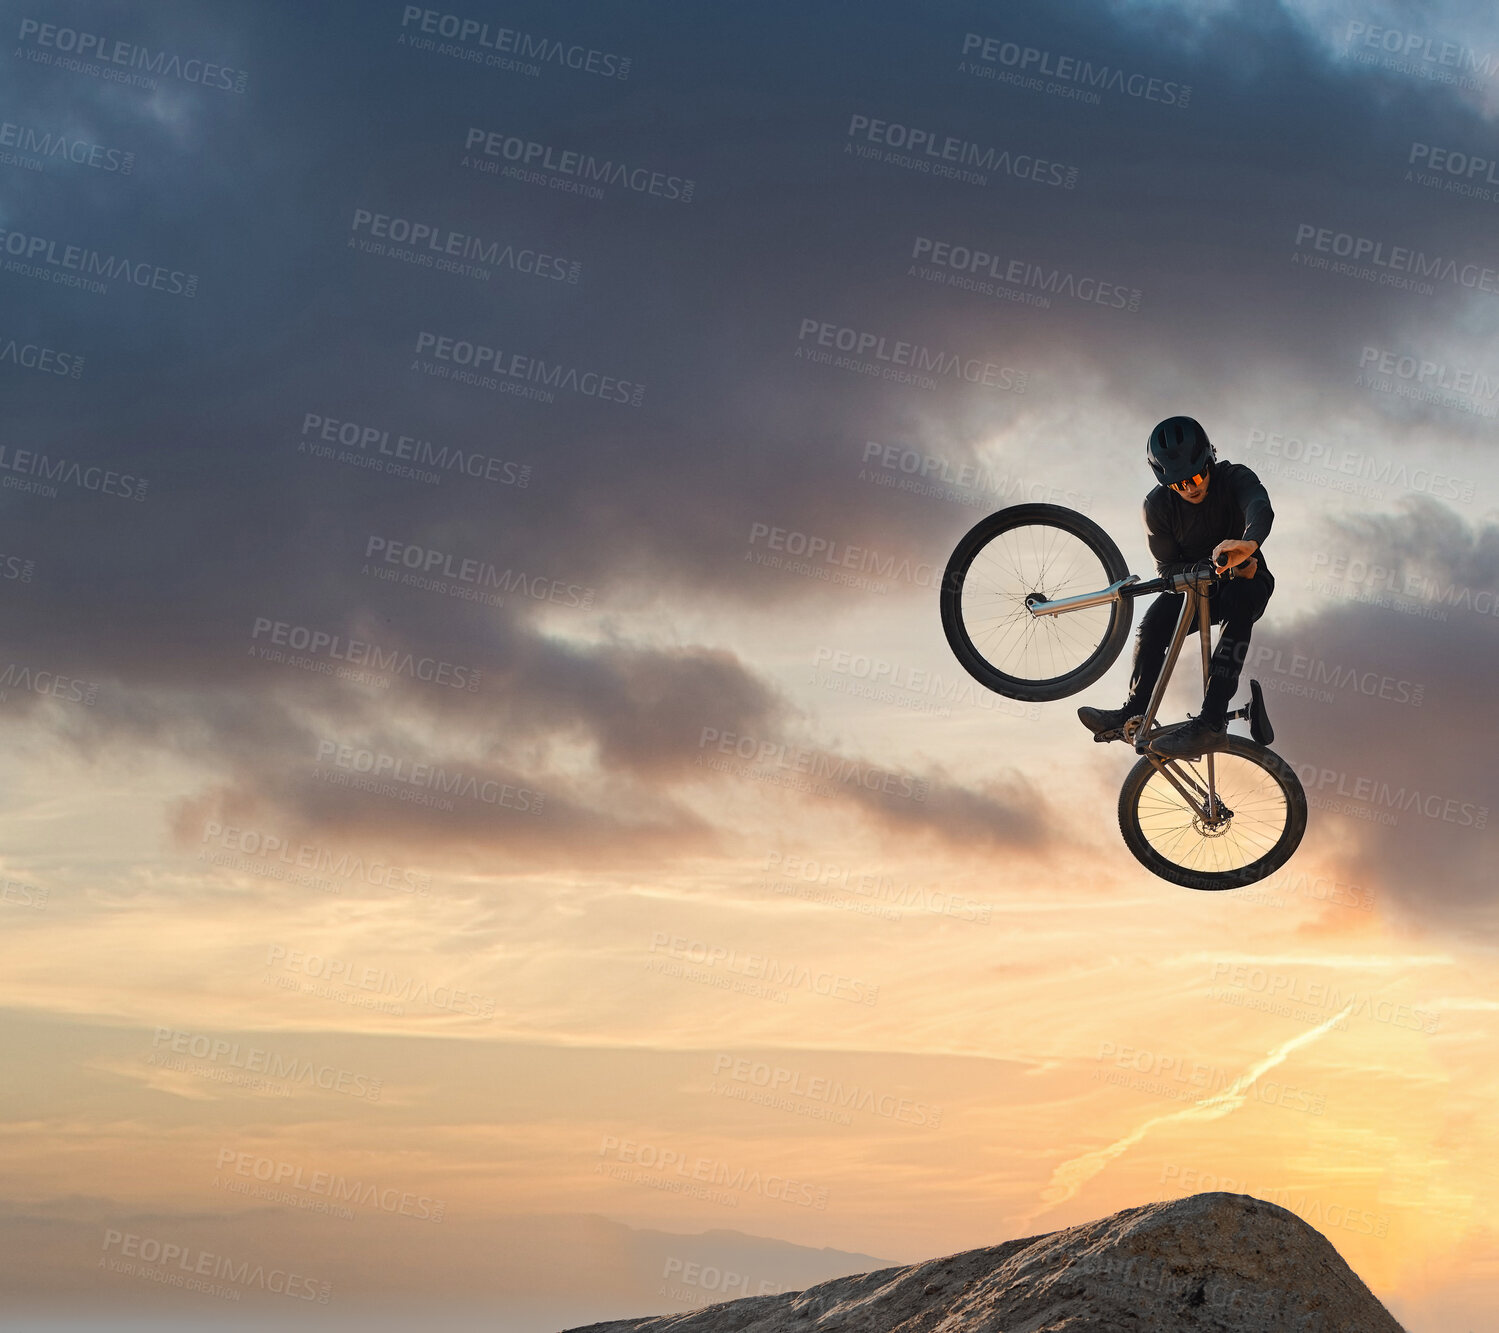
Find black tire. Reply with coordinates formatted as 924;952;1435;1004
1117;736;1308;890
940;504;1133;702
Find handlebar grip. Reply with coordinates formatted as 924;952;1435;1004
1170;558;1240;590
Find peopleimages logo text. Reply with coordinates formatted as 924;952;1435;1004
150;1028;382;1100
698;724;928;804
349;209;580;282
712;1055;943;1126
845;113;1078;188
1347;21;1499;80
414;331;645;405
911;236;1140;310
214;1149;444;1221
1294;223;1499;294
597;1136;829;1210
265;944;497;1019
796;318;1027;391
959;33;1191;107
0;119;133;172
0;226;197;296
250;618;481;690
200;822;429;896
0;337;83;377
1291;766;1487;828
399;6;630;78
463;127;691;200
748;521;943;591
99;1230;329;1301
313;740;544;816
16;18;249;91
0;445;147;500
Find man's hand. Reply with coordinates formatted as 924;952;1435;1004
1212;538;1258;571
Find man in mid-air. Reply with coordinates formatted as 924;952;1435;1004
1077;416;1274;758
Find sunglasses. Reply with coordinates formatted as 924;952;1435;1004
1170;472;1209;493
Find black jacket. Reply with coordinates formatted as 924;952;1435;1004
1141;460;1274;579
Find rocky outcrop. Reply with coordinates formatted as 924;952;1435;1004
563;1192;1405;1333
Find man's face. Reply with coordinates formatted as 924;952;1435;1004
1170;470;1210;504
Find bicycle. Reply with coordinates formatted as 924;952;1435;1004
939;503;1307;890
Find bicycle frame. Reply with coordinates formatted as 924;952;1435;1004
1029;563;1247;824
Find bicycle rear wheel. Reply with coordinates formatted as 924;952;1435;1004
940;504;1133;702
1118;736;1307;890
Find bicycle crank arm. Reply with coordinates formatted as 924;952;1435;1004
1026;575;1139;617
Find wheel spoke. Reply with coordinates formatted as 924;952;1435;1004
1132;750;1293;877
957;521;1116;686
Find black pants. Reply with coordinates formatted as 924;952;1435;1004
1127;571;1274;721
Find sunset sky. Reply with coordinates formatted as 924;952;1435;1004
2;1;1498;1330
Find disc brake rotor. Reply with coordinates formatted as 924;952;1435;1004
1193;803;1234;837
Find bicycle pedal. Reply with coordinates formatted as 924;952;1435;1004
1248;678;1274;745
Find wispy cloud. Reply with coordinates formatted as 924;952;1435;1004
1032;1004;1355;1217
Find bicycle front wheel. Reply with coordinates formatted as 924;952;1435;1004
1118;736;1308;890
940;504;1132;701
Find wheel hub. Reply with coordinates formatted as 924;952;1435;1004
1194;803;1234;836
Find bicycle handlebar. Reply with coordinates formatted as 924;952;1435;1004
1184;556;1251;586
1126;557;1251;599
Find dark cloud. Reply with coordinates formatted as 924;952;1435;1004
2;0;1494;881
44;618;1041;864
842;768;1053;851
1246;497;1499;933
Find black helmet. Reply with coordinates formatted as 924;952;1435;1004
1147;416;1215;486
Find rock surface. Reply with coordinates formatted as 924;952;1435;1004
563;1192;1405;1333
